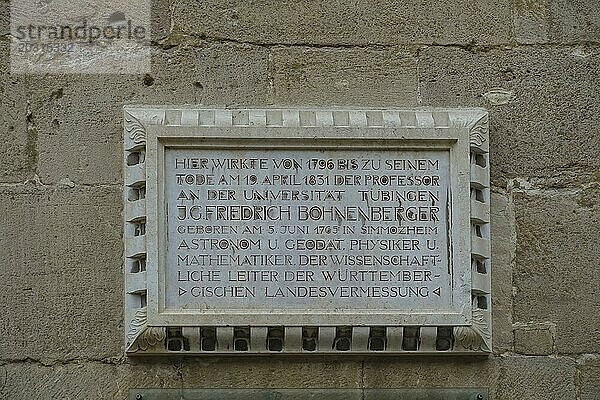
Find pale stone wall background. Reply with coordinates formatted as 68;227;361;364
1;1;599;398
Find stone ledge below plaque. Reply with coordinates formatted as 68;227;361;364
129;388;490;400
123;107;491;355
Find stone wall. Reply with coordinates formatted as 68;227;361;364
1;0;598;398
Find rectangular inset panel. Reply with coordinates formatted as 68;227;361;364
164;147;451;313
148;132;472;327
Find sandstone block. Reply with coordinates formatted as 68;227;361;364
496;356;576;400
514;323;555;355
419;46;600;180
171;0;513;46
0;185;123;361
548;0;600;42
28;44;268;185
513;188;600;354
269;48;417;106
578;354;600;400
490;192;515;354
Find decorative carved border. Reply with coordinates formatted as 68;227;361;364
123;107;491;355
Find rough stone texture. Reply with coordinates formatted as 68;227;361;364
513;186;600;354
182;358;362;388
419;46;600;181
189;44;270;106
548;0;600;42
579;354;600;400
0;359;360;398
269;48;418;106
0;0;9;38
513;0;550;44
514;324;555;355
0;41;30;183
512;0;600;44
0;185;123;361
1;0;599;397
0;361;185;399
30;44;268;185
1;362;121;399
490;192;515;354
0;357;576;400
172;0;513;46
363;357;498;389
152;0;172;42
28;75;131;186
496;356;577;400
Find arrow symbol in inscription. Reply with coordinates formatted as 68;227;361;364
433;287;441;297
179;287;187;296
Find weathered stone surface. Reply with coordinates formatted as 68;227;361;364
513;187;600;354
496;356;577;400
0;359;358;398
182;358;361;388
512;0;600;44
0;0;598;393
152;0;171;42
28;44;268;185
490;192;515;354
190;44;270;106
0;357;580;399
30;74;129;185
513;0;549;44
512;171;600;191
0;361;184;399
579;354;600;400
171;0;513;46
0;0;9;38
118;361;184;396
1;362;119;399
548;0;600;42
269;48;418;106
419;46;600;180
363;357;497;391
0;42;30;183
514;323;555;355
0;185;123;361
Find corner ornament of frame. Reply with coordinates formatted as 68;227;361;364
124;112;147;146
469;114;489;149
126;307;166;353
453;309;491;352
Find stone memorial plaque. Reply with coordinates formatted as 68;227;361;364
124;108;492;354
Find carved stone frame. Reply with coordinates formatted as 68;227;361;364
123;107;491;355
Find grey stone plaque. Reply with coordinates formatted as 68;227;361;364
123;108;492;354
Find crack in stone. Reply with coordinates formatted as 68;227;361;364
152;31;600;53
0;357;125;367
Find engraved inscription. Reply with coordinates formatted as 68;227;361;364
165;148;451;312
